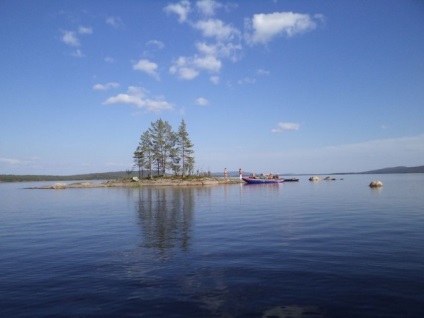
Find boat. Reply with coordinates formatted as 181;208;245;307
283;178;299;182
242;177;284;184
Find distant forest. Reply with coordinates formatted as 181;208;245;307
0;171;140;183
1;165;423;182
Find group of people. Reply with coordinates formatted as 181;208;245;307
224;169;278;180
248;173;279;180
224;168;243;180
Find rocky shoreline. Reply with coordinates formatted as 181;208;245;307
28;177;243;189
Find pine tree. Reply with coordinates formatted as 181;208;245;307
176;119;195;177
149;119;175;175
133;146;144;178
169;145;181;176
138;130;154;178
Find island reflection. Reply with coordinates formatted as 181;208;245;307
135;187;208;252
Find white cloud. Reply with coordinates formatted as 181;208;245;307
210;75;220;84
92;82;120;91
195;18;240;41
60;26;92;57
0;157;23;165
78;26;93;34
272;122;300;133
169;54;221;80
238;77;256;85
193;54;221;72
169;57;200;80
164;0;191;23
196;0;222;16
257;68;270;75
196;97;209;106
245;12;322;44
173;66;199;80
106;16;124;29
146;40;165;49
133;59;160;79
196;42;217;56
0;156;39;166
70;49;84;58
170;41;242;80
165;3;243;81
196;41;242;61
104;56;115;63
103;86;174;112
217;42;243;61
61;30;79;47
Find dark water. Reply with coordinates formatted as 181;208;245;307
1;174;424;317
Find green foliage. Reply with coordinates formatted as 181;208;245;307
134;118;195;177
134;131;153;178
176;119;195;177
148;119;175;175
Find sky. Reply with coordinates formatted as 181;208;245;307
1;0;424;175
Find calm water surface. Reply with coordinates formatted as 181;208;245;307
1;174;424;317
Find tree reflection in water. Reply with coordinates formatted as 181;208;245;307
136;187;199;253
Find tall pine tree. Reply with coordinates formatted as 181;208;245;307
138;130;154;178
148;119;175;175
176;119;194;177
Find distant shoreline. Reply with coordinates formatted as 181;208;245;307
1;165;423;183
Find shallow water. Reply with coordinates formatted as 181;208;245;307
1;174;424;317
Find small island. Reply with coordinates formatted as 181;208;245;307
28;176;242;189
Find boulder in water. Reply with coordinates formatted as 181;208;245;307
309;176;320;181
369;180;383;188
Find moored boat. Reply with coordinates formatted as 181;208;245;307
242;177;284;184
283;178;299;182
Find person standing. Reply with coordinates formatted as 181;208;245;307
239;168;242;180
224;168;228;179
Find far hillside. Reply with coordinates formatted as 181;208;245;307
359;165;424;174
0;171;140;182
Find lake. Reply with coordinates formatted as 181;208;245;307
1;174;424;317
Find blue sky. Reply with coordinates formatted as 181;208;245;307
1;0;423;175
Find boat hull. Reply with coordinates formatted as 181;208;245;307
242;177;284;184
